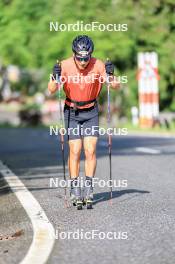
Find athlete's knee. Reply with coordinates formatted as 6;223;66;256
84;146;96;160
69;145;82;160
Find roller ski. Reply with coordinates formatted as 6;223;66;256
70;178;83;210
83;177;94;209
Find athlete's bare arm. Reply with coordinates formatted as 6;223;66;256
48;81;58;94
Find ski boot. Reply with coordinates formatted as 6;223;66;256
70;178;83;210
83;176;94;209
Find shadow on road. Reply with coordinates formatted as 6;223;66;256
0;128;175;171
0;177;11;196
94;189;150;204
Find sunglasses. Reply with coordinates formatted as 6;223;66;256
75;55;91;62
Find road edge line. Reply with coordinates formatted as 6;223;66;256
0;160;55;264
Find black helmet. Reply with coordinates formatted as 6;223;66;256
72;35;94;57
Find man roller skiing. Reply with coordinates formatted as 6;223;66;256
48;35;120;209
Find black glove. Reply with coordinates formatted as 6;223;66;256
105;60;114;75
52;63;61;80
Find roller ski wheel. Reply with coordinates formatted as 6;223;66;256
82;199;86;206
85;199;93;209
71;198;83;209
76;199;83;210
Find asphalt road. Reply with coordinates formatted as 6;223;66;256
0;128;175;264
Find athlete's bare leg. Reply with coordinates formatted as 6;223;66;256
83;136;98;177
68;139;83;179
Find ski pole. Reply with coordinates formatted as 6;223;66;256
56;60;69;208
106;58;113;204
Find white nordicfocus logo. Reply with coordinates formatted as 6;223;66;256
50;21;128;32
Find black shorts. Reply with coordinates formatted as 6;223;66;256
64;103;99;140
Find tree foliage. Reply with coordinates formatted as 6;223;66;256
0;0;174;113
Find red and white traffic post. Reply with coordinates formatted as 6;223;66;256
137;52;160;128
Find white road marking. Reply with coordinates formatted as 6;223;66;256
135;147;161;154
0;160;55;264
